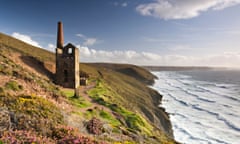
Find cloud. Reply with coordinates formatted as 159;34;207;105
12;32;42;47
122;2;128;7
76;33;86;38
76;33;98;46
77;45;240;68
83;38;97;46
46;43;55;51
113;2;128;7
136;0;240;20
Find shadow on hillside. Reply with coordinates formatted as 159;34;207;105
20;56;54;80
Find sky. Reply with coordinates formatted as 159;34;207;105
1;0;240;67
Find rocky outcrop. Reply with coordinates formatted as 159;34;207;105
0;108;12;134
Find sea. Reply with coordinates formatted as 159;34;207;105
152;69;240;144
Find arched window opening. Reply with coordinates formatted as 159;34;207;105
68;48;72;54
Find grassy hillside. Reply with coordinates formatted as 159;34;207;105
0;32;177;143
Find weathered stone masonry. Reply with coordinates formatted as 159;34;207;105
55;22;80;88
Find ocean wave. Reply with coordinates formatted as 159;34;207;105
173;124;210;144
152;71;240;144
191;105;240;131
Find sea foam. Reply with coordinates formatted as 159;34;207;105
152;71;240;144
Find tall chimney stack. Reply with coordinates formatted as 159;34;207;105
57;21;64;48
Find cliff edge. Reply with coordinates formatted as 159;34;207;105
0;32;177;143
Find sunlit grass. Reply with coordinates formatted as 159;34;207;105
0;32;177;143
88;80;153;136
62;89;92;108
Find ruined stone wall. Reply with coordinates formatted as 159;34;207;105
74;48;80;88
55;44;79;88
55;22;80;89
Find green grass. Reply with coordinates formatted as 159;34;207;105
88;80;153;135
0;93;64;136
5;80;23;91
0;33;54;62
69;97;92;108
112;106;153;135
62;89;92;108
0;32;177;143
99;110;120;126
89;63;156;85
62;89;75;97
83;108;98;119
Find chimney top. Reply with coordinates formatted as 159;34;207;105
57;22;64;49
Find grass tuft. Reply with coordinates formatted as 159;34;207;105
5;80;23;91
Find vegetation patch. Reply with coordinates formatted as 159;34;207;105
0;87;5;94
0;130;54;144
83;108;98;119
86;117;103;135
5;80;23;91
63;89;92;108
0;33;177;143
51;125;106;144
88;80;153;136
99;110;120;126
62;89;75;98
69;96;92;108
0;93;64;136
0;126;106;144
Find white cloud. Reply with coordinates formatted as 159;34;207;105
46;43;55;51
136;0;240;20
76;33;86;38
83;38;97;46
77;45;240;68
76;33;98;46
12;32;42;47
113;2;128;7
122;2;128;7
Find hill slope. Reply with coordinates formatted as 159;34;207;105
0;32;177;143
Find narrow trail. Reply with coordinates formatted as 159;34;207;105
77;83;111;113
64;83;114;132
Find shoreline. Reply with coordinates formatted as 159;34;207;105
143;66;213;72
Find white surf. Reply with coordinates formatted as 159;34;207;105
152;71;240;144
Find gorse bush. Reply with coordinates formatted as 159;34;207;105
0;93;64;137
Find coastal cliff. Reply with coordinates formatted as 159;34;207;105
0;32;177;143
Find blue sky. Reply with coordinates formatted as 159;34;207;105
1;0;240;67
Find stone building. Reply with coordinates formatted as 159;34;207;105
55;22;80;88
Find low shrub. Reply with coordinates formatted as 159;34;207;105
0;130;54;144
86;117;103;135
0;87;4;94
52;125;105;144
5;80;23;91
57;135;101;144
